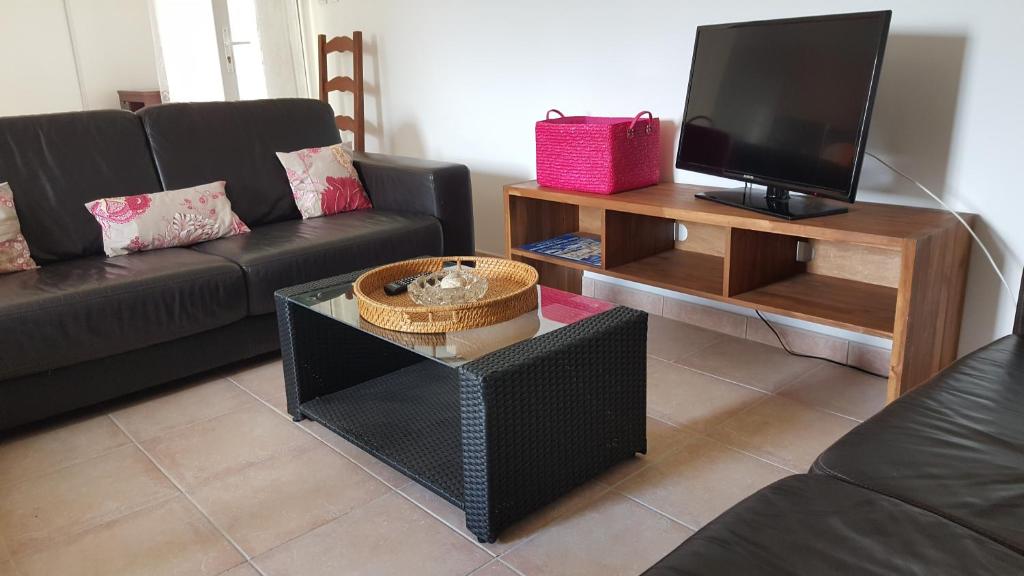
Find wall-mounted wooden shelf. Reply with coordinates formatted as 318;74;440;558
504;180;973;402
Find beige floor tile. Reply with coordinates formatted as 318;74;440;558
219;564;261;576
191;441;390;556
470;560;520;576
617;435;790;529
0;444;178;557
253;492;491;576
646;315;727;362
677;337;822;392
0;415;129;489
111;377;257;442
142;403;314;491
599;416;692;486
228;358;289;416
779;363;887;421
299;420;413;489
646;357;767;432
13;496;242;576
399;477;609;555
710;395;859;472
663;298;747;338
500;491;691;576
0;538;16;576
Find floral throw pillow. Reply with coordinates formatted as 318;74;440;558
85;181;250;257
276;144;372;219
0;182;38;273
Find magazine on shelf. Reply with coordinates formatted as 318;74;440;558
520;233;601;266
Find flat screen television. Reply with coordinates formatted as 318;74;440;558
676;11;891;219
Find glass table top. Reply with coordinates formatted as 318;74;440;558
287;282;616;367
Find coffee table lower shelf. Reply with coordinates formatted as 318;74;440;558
299;360;465;507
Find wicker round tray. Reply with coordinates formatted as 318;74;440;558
354;257;539;333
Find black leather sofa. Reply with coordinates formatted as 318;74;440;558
0;99;473;431
644;279;1024;574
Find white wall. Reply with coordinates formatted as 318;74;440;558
304;0;1024;354
0;0;83;115
0;0;160;115
65;0;161;110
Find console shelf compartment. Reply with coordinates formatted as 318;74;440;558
511;231;602;271
604;249;724;298
733;273;898;338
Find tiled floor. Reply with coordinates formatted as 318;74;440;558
0;315;887;576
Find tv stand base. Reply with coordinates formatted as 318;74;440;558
697;188;848;220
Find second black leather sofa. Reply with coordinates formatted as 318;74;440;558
643;276;1024;575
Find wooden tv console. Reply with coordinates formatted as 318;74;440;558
503;180;973;401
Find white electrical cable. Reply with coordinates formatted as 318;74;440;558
866;151;1014;300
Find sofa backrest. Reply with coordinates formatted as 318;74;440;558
0;110;162;263
139;99;342;227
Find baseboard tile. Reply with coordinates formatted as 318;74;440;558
745;317;849;364
663;297;746;338
593;281;664;315
589;277;890;372
847;342;892;376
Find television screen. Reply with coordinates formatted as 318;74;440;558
676;11;891;202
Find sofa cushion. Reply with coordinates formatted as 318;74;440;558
85;181;250;256
191;209;442;315
277;144;372;219
139;99;342;227
643;475;1024;576
812;334;1024;554
0;249;246;380
0;110;162;263
0;182;37;273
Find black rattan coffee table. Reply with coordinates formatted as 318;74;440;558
275;269;647;543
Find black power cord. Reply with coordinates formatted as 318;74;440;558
755;309;888;379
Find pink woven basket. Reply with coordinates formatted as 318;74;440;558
536;109;660;194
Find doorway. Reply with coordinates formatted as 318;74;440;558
149;0;304;102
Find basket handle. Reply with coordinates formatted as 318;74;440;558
545;109;565;120
627;111;654;138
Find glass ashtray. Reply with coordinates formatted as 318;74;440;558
408;265;488;306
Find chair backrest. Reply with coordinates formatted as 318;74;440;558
318;32;365;152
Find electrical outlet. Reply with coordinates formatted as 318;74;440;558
795;240;813;262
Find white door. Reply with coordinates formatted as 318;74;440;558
150;0;301;102
213;0;269;101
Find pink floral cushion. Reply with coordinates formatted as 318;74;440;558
84;181;250;257
0;182;38;273
276;144;372;219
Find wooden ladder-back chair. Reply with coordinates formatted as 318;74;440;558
318;31;364;152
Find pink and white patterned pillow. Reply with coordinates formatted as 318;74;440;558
85;181;250;257
0;182;38;273
276;144;372;219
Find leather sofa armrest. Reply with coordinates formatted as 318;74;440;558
352;152;474;256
